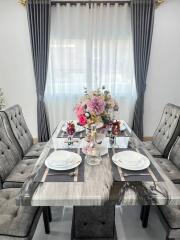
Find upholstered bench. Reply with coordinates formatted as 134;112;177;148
0;188;48;240
144;103;180;158
4;105;46;159
0;112;36;188
155;137;180;184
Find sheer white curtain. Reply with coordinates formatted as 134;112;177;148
45;3;136;133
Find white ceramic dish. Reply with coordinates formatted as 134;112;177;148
45;150;82;170
112;150;150;171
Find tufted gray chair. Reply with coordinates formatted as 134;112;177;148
0;188;50;239
4;105;46;159
155;137;180;184
0;112;36;188
144;103;180;158
158;204;180;240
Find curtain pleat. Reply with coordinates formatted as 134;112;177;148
131;0;155;140
27;0;51;142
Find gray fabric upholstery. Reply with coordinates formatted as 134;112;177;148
152;103;180;158
155;158;180;183
0;112;21;181
155;137;180;183
5;105;33;156
4;105;46;159
160;205;180;229
131;0;155;140
0;188;40;239
169;137;180;170
3;159;36;189
24;142;46;159
143;141;162;157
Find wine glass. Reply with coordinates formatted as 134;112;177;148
67;122;75;146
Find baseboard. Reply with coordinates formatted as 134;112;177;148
33;138;38;144
143;137;153;142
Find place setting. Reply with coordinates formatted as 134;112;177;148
40;149;85;182
109;147;163;182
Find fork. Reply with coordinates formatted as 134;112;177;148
123;173;150;177
47;171;77;177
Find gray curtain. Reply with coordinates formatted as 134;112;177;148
27;0;51;142
131;0;155;140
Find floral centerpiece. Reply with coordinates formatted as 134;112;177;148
74;87;119;126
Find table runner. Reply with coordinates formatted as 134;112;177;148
37;148;85;183
109;148;163;182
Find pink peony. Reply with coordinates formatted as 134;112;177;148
75;104;85;118
79;115;87;126
86;96;105;115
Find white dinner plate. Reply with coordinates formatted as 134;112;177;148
112;150;150;171
82;145;108;156
62;121;85;133
45;150;82;170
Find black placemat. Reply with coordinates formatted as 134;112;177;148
109;148;163;182
39;148;85;183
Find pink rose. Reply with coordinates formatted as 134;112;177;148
79;115;87;126
75;104;85;118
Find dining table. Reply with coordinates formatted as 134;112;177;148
17;120;180;240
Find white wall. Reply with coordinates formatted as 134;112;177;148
144;0;180;136
0;0;180;138
0;0;37;137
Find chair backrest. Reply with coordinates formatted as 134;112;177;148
0;112;21;181
152;103;180;158
169;137;180;170
4;105;33;155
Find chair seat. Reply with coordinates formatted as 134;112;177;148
3;159;36;188
155;158;180;183
143;141;163;157
159;205;180;229
24;142;46;159
0;188;40;239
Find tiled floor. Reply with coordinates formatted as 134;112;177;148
33;206;167;240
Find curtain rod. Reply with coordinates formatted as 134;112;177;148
51;0;165;6
18;0;165;7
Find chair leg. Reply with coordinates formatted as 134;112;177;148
47;206;52;222
43;207;50;234
141;205;150;228
140;206;145;220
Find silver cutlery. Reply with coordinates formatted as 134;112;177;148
123;173;150;177
47;171;77;177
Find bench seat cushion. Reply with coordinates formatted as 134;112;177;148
24;142;46;159
160;205;180;229
0;188;39;239
3;159;36;188
155;158;180;183
143;141;163;157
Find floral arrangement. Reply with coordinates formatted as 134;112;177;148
74;87;119;126
0;88;5;110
